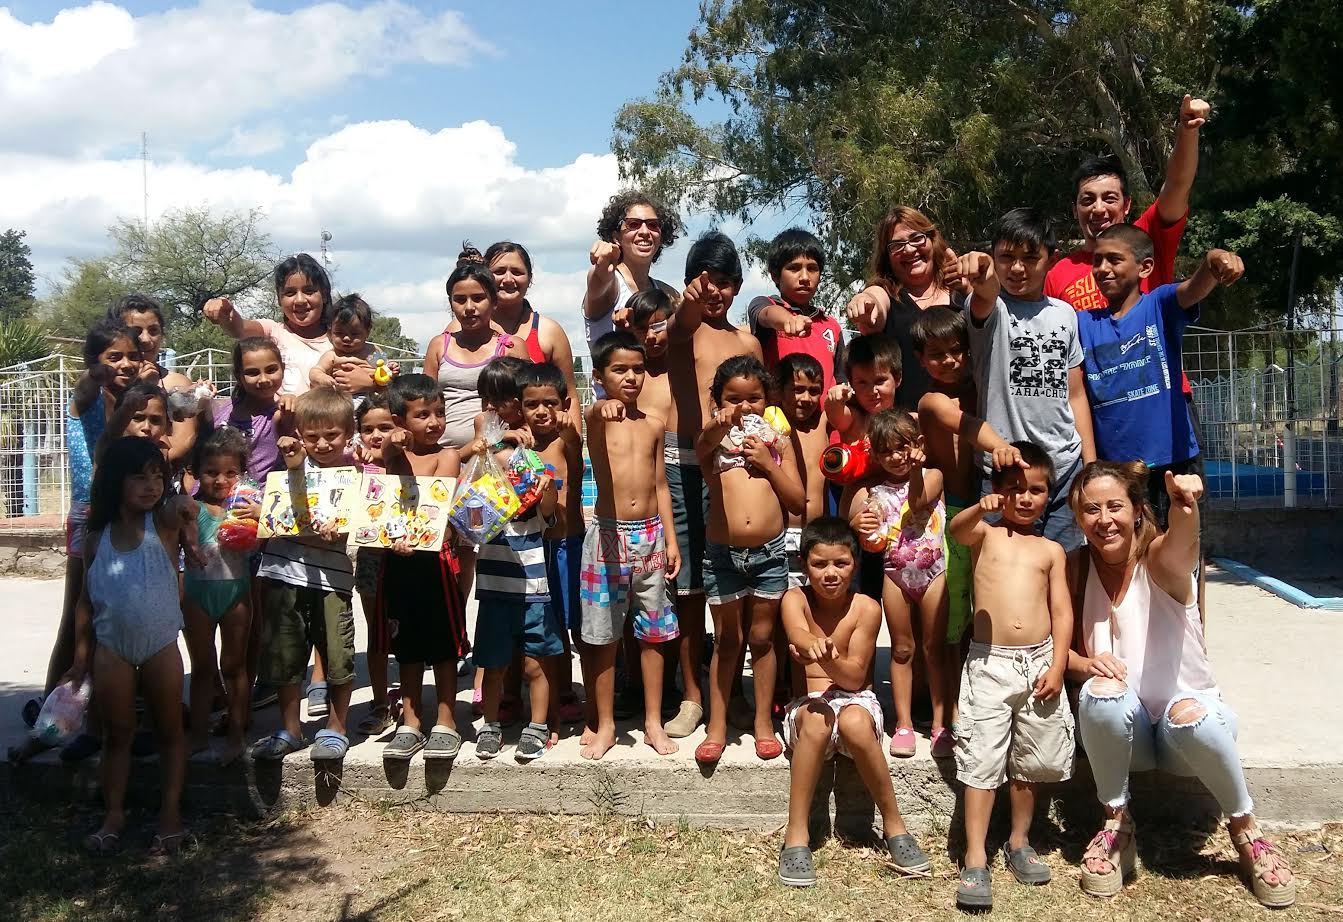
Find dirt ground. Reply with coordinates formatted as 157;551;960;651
2;798;1340;922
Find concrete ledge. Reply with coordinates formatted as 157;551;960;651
7;741;1338;834
0;527;64;578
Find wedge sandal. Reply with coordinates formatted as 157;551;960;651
1232;822;1296;908
1080;814;1136;898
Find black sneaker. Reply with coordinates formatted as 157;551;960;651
251;683;279;709
476;722;503;760
515;723;548;763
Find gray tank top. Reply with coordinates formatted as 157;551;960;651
436;331;509;449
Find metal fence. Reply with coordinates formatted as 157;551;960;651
5;327;1337;523
1185;326;1343;508
0;345;596;522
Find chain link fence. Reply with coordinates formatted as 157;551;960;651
1185;326;1343;508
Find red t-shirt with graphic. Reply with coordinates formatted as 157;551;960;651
1046;201;1191;393
747;296;846;391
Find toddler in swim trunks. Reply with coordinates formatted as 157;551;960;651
848;408;952;759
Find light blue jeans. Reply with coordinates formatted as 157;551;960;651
1077;677;1254;816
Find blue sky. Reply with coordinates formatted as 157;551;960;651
0;1;786;352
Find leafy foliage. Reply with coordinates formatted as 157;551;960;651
0;229;36;323
0;319;50;368
615;1;1343;326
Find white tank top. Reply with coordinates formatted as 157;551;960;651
583;270;636;351
1082;559;1219;721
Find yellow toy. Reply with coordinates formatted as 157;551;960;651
373;358;393;387
763;405;792;437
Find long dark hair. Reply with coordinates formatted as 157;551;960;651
88;437;171;531
273;254;333;326
445;242;498;301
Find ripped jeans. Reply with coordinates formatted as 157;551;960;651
1077;678;1254;816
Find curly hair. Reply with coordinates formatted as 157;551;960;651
595;190;683;263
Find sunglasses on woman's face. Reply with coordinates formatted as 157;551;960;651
887;231;930;254
623;217;662;233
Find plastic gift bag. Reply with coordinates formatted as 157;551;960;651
217;477;262;552
503;446;555;514
448;413;521;544
32;679;91;746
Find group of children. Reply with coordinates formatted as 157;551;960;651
37;199;1240;908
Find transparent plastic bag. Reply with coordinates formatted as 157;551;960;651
32;679;91;746
217;477;262;552
448;413;521;544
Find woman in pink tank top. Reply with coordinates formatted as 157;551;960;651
1062;461;1294;908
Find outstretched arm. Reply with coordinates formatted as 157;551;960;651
1177;249;1244;309
1155;95;1210;225
583;241;622;320
950;492;999;548
1148;471;1202;605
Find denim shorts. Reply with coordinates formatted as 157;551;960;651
702;531;789;606
473;598;565;669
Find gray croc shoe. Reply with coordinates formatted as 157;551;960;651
423;726;462;761
778;845;817;887
1002;843;1052;885
957;866;993;910
250;729;308;761
309;729;349;762
886;833;932;873
383;727;426;761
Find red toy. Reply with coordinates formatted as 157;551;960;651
217;479;262;552
820;439;873;485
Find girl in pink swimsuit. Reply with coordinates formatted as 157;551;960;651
848;408;952;759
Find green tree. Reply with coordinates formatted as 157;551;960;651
108;206;279;323
614;1;1342;326
370;314;420;356
0;229;36;322
37;258;127;343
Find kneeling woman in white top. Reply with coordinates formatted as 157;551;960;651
1065;461;1294;908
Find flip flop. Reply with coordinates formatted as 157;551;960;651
84;831;122;855
149;830;190;856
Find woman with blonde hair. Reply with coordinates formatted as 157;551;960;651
1065;460;1294;908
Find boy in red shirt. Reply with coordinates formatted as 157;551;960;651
748;228;846;391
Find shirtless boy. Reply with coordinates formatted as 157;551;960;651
581;331;682;759
948;440;1075;911
777;353;829;589
657;232;762;739
777;517;931;887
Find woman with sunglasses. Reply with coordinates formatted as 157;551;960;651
845;206;961;410
582;190;684;351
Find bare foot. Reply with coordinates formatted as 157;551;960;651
579;723;596;747
580;727;616;761
643;723;679;756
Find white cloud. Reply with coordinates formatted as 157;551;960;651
210;122;288;159
0;1;494;156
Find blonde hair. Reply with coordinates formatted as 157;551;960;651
866;205;951;299
1068;460;1161;562
295;385;355;434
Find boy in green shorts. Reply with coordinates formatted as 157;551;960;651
252;386;360;762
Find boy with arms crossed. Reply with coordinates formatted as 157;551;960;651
582;331;682;758
948;442;1075;910
778;517;931;887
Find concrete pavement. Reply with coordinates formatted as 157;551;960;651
4;566;1341;831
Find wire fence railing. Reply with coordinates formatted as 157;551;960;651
0;346;597;522
4;327;1339;523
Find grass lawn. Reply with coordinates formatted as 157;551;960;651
1;798;1339;921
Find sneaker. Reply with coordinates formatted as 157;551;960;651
888;727;917;758
476;722;503;760
471;687;484;717
930;727;955;759
251;683;279;710
306;683;329;719
515;723;548;763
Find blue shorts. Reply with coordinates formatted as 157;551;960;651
702;532;790;606
545;534;583;631
666;455;708;596
473;598;565;669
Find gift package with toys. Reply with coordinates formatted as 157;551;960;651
349;474;455;552
217;477;262;552
256;466;359;539
447;414;521;544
